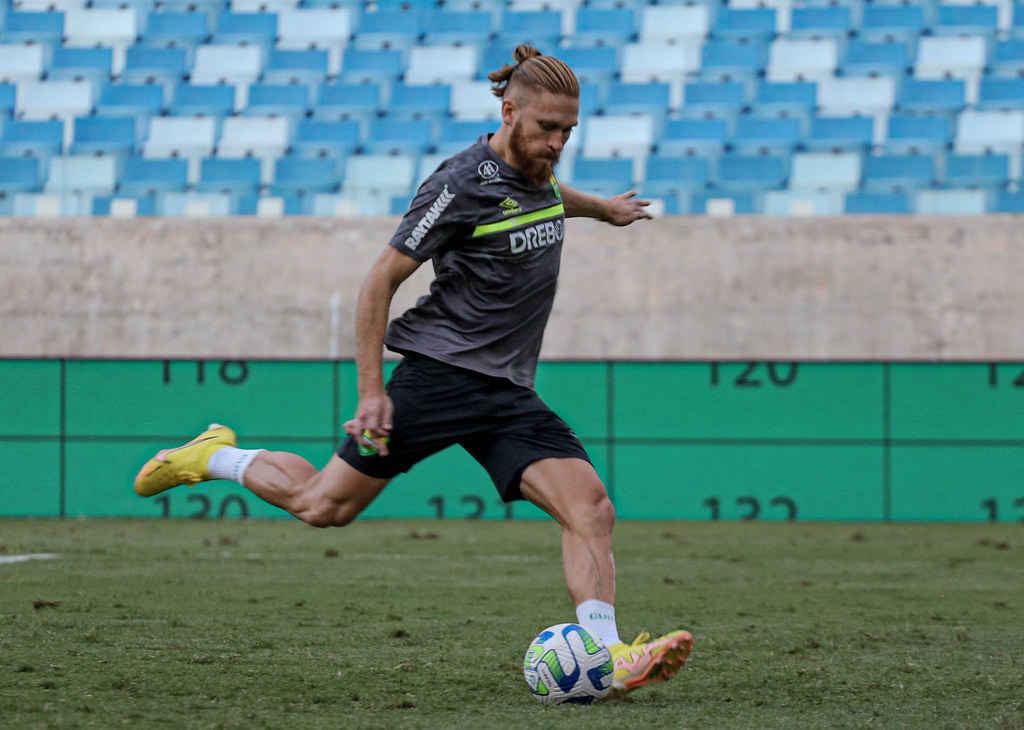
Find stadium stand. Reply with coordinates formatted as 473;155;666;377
1;0;1023;215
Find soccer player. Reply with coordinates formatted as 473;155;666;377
135;45;693;698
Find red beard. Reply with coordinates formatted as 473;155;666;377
508;121;561;186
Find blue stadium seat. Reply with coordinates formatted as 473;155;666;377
602;81;671;124
2;11;64;46
555;47;618;86
244;83;309;121
712;7;776;43
141;11;211;53
292;119;361;158
121;46;188;86
657;118;727;157
171;83;236;117
434;119;496;154
420;10;494;48
731;116;801;156
715;154;787;191
977;78;1024;111
196;157;262;196
896;78;966;115
885;114;951;155
572;8;635;48
0;119;63;159
0;83;15;119
270;157;340;196
69;116;137;156
338;48;404;85
92;194;157;216
314;83;381;121
213;10;278;49
681;80;746;118
943;154;1010;190
989;39;1024;78
388;83;452;121
699;41;764;82
118;157;189;196
263;49;330;86
805;115;874;152
750;80;817;120
363;118;434;156
497;10;562;51
0;157;42;197
841;40;912;78
789;5;851;40
861;154;934;193
860;4;925;44
789;151;861;193
643;155;709;196
96;84;165;120
994;191;1024;212
48;47;113;85
353;11;421;51
933;4;998;36
690;191;756;215
570;157;634;197
844;191;911;214
1013;2;1024;39
44;155;118;197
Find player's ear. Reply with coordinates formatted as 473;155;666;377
500;96;517;125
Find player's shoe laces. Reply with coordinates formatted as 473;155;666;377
606;629;694;699
133;424;236;497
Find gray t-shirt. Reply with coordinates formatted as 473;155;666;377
384;136;566;388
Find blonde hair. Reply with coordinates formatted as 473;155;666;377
487;45;580;101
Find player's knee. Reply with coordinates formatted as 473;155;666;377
300;499;360;528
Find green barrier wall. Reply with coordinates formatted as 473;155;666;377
3;359;1023;522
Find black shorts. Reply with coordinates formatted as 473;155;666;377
337;354;591;501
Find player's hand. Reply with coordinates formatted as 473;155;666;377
345;392;394;456
603;191;652;227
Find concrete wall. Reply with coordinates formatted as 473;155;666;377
2;215;1021;359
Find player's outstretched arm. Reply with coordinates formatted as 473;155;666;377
560;184;652;226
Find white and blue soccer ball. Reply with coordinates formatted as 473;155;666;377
523;623;614;705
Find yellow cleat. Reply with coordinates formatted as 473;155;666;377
133;424;236;497
606;629;694;699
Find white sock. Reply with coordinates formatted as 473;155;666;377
576;599;622;647
207;447;264;485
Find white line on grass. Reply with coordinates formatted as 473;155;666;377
0;553;58;564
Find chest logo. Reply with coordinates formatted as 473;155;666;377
478;160;500;180
499;197;523;215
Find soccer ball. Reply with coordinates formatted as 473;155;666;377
522;623;614;705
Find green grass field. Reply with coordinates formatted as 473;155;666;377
1;518;1021;729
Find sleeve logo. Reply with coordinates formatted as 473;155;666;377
403;184;456;250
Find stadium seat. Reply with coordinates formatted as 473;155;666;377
602;81;671;127
341;153;416;198
896;78;966;116
933;4;998;37
989;39;1024;78
140;12;210;59
699;41;764;82
2;10;65;47
217;117;291;162
0;119;63;160
263;49;330;86
0;44;46;83
731;116;802;156
993;190;1024;212
213;10;278;50
643;154;709;196
15;80;94;127
817;76;895;117
656;117;727;157
44;155;118;196
690;191;756;215
711;7;776;43
270;157;340;196
363;118;434;156
434;118;496;154
955;109;1024;154
69;116;137;156
498;10;563;51
637;5;709;45
569;156;635;196
860;4;926;44
121;47;189;87
750;80;817;120
313;83;381;121
405;46;478;85
96;84;164;121
171;83;237;117
620;42;701;109
788;5;851;40
420;9;494;48
143;116;218;161
789;152;861;193
47;47;113;86
572;7;635;48
92;194;157;217
556;46;618;86
161;192;234;217
291;119;361;158
1013;1;1024;39
841;40;912;79
63;8;138;74
338;48;404;85
885;114;952;155
118;157;189;196
231;0;301;11
805;115;874;152
861;154;934;193
763;189;843;216
943;153;1010;190
276;8;353;74
767;38;838;82
844;191;911;214
191;45;263;86
388;82;452;121
914;36;988;95
581;114;654;159
0;83;15;119
976;78;1024;111
352;10;421;52
715;154;787;191
0;158;42;197
449;80;501;121
243;83;309;122
196;157;262;196
680;80;746;118
915;188;987;214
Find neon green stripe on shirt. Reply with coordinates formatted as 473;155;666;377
471;203;565;238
